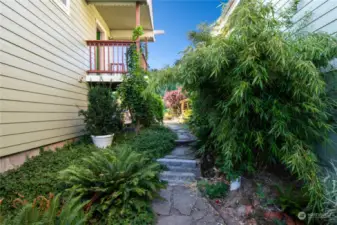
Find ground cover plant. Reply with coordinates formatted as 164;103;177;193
147;0;337;213
0;139;96;219
0;126;176;224
197;180;229;199
128;125;177;159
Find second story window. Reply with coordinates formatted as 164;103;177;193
53;0;70;14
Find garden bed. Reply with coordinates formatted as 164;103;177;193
0;126;176;224
198;171;306;225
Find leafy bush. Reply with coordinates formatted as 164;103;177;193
0;141;97;218
274;185;309;217
198;180;229;199
163;88;186;115
148;93;164;123
79;86;122;136
118;27;164;132
59;146;165;221
148;0;337;210
4;194;88;225
129;125;177;159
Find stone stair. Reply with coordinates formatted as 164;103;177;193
157;123;200;185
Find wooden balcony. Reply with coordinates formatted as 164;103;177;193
86;40;148;76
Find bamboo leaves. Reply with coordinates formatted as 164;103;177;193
148;0;337;211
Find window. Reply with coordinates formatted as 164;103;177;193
52;0;70;14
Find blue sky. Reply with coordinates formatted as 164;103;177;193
148;0;225;69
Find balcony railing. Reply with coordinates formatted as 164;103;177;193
86;40;148;74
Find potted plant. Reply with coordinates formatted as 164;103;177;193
79;86;122;148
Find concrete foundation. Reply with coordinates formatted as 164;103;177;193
0;138;78;173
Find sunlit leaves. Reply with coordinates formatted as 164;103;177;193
147;0;337;211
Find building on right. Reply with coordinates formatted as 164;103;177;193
211;0;337;165
212;0;337;38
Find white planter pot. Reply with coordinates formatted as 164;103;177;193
91;134;114;148
230;177;241;191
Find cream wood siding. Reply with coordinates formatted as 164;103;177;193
0;0;110;157
218;0;337;37
265;0;337;36
267;0;337;70
216;0;337;70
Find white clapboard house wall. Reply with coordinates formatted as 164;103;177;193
0;0;156;172
214;0;337;68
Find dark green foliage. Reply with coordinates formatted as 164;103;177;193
5;194;88;225
0;140;97;218
59;146;165;219
129;126;177;159
0;126;174;224
148;0;337;210
198;180;229;199
148;93;164;123
274;185;309;217
118;27;164;131
106;205;154;225
79;86;122;135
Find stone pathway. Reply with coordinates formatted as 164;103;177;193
152;122;224;225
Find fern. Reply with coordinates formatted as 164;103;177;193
59;146;165;218
5;194;88;225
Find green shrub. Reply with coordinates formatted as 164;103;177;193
59;146;165;221
79;86;122;136
117;27;164;133
274;185;309;217
129;126;177;159
0;141;97;218
148;93;165;124
198;180;229;199
148;0;337;210
5;194;88;225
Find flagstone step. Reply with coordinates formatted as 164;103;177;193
160;171;196;183
165;165;201;177
157;158;198;168
164;154;196;160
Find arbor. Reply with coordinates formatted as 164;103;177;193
148;0;337;210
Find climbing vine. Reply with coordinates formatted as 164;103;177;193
117;26;163;133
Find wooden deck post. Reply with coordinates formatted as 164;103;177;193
136;1;141;52
145;37;148;59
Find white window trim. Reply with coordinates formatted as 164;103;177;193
52;0;71;15
96;19;108;40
